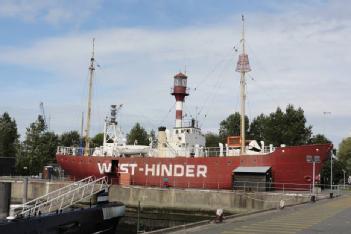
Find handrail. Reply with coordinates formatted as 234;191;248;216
17;176;109;217
20;176;94;212
57;145;273;157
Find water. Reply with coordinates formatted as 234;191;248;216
115;207;221;234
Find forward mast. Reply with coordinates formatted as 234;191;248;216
84;39;96;156
235;15;251;154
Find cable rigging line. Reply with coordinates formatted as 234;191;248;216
158;101;176;127
197;57;234;121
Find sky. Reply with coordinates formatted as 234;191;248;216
0;0;350;147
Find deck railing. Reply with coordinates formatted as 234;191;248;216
56;145;273;157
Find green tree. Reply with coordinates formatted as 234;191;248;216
91;133;104;147
59;131;81;147
127;123;149;145
219;112;249;143
205;132;220;147
337;137;351;172
149;130;156;141
320;158;346;187
248;114;267;142
0;112;19;157
257;105;312;146
148;130;156;147
16;115;58;175
308;134;332;145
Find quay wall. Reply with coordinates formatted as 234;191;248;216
1;178;312;212
0;178;70;204
109;185;312;213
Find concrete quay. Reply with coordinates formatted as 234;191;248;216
1;177;317;214
169;193;351;234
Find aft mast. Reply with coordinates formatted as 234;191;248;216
84;39;96;156
235;15;251;154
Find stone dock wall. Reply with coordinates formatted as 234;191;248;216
1;178;312;213
109;185;311;213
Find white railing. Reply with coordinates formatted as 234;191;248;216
56;146;95;156
57;145;273;157
17;176;109;217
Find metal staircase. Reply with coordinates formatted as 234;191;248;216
17;176;109;218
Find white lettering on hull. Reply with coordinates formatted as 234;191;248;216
97;162;207;178
97;163;112;174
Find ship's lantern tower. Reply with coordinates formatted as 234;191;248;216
171;72;189;128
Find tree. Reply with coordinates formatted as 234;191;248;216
0;112;19;157
219;112;249;143
282;105;312;145
59;131;81;147
308;134;332;145
127;123;149;145
205;132;220;147
337;137;351;172
149;130;156;141
320;159;346;187
148;130;156;147
16;115;58;175
91;133;104;147
253;105;312;146
248;114;267;142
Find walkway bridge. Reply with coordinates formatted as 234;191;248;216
16;176;109;218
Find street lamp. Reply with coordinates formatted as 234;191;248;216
331;153;333;191
306;155;320;201
343;169;346;189
322;112;332;191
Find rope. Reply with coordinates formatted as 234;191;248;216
197;58;233;121
158;102;176;127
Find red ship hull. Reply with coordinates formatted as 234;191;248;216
56;144;332;190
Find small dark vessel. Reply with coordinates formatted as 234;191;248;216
0;201;125;234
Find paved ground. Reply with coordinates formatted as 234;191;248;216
172;194;351;234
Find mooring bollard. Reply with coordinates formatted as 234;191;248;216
215;208;224;223
311;195;316;202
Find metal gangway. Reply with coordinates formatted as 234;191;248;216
17;176;109;218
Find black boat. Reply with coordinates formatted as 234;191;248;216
0;201;125;234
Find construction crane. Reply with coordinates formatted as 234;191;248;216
39;102;49;130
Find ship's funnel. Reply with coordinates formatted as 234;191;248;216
157;127;167;152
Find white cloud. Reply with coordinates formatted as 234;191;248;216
1;1;350;146
0;0;101;24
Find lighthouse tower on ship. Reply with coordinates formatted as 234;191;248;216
156;72;205;157
171;72;189;128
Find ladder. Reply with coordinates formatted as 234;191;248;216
17;176;109;217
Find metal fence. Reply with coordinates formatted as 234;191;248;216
111;176;347;196
56;146;274;157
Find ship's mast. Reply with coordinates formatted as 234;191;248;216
236;15;251;154
84;38;96;156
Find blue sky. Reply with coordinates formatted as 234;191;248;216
0;0;350;147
